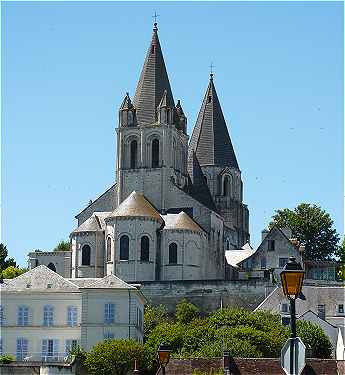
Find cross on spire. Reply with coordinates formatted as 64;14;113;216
152;11;159;25
209;62;215;78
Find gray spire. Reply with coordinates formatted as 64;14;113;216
133;24;175;126
189;75;239;169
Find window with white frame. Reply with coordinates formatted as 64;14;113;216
267;240;275;251
104;303;115;324
338;304;344;314
17;306;29;326
104;332;114;340
67;306;78;327
42;339;58;360
281;303;290;313
65;339;78;355
16;338;28;361
317;304;326;320
0;305;4;326
260;257;267;269
43;305;54;326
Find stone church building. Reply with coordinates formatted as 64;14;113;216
29;22;250;283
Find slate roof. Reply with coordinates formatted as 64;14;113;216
189;75;239;169
80;274;137;289
72;212;111;233
107;191;163;222
1;265;79;291
120;93;134;110
133;24;175;126
186;151;217;212
161;212;205;233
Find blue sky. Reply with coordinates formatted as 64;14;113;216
2;2;344;267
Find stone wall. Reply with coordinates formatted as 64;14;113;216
165;358;342;375
140;279;274;313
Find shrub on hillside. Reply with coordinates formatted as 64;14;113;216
175;299;199;324
296;320;333;359
85;339;146;375
144;304;168;337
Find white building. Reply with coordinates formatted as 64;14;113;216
0;265;145;361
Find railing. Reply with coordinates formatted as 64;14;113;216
16;352;72;363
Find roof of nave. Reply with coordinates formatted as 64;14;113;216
225;243;255;268
72;212;111;233
107;191;163;222
161;212;205;233
1;265;79;292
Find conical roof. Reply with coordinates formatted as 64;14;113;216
120;93;133;110
133;24;175;126
107;191;163;222
189;75;239;169
162;212;204;233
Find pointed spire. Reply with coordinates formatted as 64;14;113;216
176;100;185;117
189;75;239;169
133;25;175;126
187;151;217;212
158;90;172;108
120;92;133;110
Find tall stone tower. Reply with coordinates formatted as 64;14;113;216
116;23;189;212
189;74;249;247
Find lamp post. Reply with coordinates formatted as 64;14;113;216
280;256;305;375
157;343;171;375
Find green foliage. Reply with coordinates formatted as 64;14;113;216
1;266;27;279
296;320;332;359
67;345;87;363
0;243;16;272
175;299;199;324
144;304;168;337
0;354;15;364
269;203;340;260
53;240;70;252
85;339;145;375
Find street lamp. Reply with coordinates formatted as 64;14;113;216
280;256;305;375
157;343;171;375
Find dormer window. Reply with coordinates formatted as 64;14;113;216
151;45;155;54
208;96;212;103
47;284;52;289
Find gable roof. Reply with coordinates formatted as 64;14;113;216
80;274;137;289
107;191;163;222
189;75;239;169
2;265;79;292
133;24;175;126
162;212;205;233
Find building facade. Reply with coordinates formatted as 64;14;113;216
0;266;145;360
28;22;250;283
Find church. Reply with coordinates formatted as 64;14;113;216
29;22;250;282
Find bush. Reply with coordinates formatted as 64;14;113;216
144;304;168;337
0;354;15;364
85;339;145;375
175;299;199;324
296;320;333;359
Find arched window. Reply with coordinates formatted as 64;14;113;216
107;237;112;262
130;140;138;169
47;263;56;272
169;243;177;264
223;176;230;196
120;235;129;260
152;139;159;168
140;236;150;262
81;245;91;266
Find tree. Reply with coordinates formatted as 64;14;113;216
296;320;332;359
53;240;70;252
335;238;345;281
175;299;199;324
1;266;27;279
0;243;16;271
85;339;146;375
269;203;340;260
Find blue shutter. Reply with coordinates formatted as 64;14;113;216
110;304;115;323
53;339;59;358
0;338;2;356
23;307;29;326
67;307;72;326
73;307;78;326
0;306;4;326
68;306;78;327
